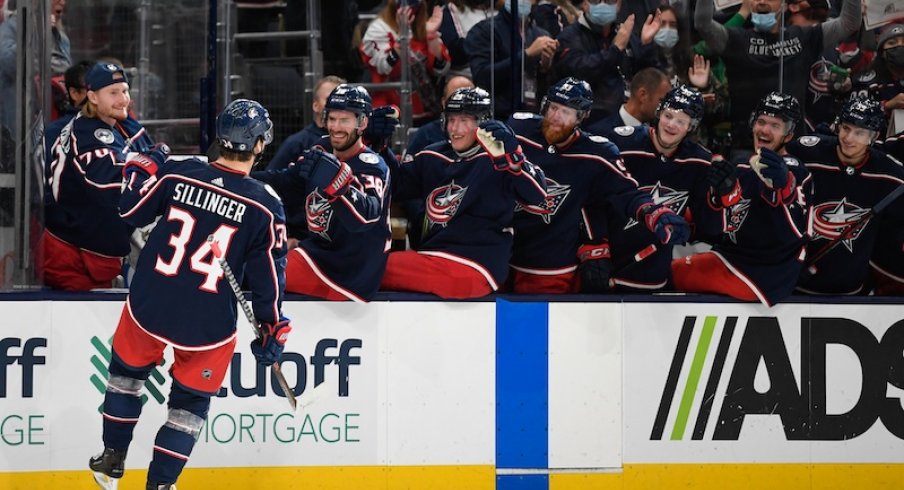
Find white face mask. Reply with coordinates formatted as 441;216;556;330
505;0;532;18
654;27;679;49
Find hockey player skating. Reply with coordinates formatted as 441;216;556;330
601;84;717;291
255;84;392;301
672;92;813;305
506;77;691;293
380;87;548;298
89;99;291;490
787;95;904;295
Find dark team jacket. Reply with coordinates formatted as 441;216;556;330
788;134;904;295
709;152;813;306
255;145;391;302
506;114;652;275
603;125;718;289
120;157;288;348
393;140;548;289
45;114;155;256
266;123;328;171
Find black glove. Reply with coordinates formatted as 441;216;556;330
577;243;612;293
364;105;400;151
639;204;691;245
706;158;737;196
753;148;788;189
250;317;292;366
477;120;525;172
123;143;170;178
294;148;353;198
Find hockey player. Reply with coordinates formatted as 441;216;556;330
600;84;717;291
507;77;691;293
255;84;391;301
788;95;904;295
672;92;813;306
380;87;548;298
43;62;156;290
89;99;291;490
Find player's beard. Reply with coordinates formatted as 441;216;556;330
331;129;361;153
541;118;575;145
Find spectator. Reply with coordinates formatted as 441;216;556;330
584;66;670;134
534;0;581;38
439;0;497;77
788;96;904;295
0;0;71;136
553;0;662;124
507;77;690;293
43;62;156;291
380;87;548;298
601;84;718;291
694;0;862;154
89;99;289;490
865;23;904;139
266;75;347;171
255;84;391;302
361;0;451;125
44;60;91;158
465;0;558;119
671;92;813;306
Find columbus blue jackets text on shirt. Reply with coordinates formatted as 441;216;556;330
120;157;288;348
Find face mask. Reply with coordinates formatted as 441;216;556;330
886;45;904;68
587;2;617;26
505;0;532;18
751;12;777;32
654;28;679;49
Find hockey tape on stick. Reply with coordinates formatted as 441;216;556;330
208;236;298;411
805;184;904;275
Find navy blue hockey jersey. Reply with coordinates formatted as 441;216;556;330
120;157;288;348
603;125;718;289
788;134;904;294
46;114;155;256
256;145;391;301
506;114;652;276
393;140;548;289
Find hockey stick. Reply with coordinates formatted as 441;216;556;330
607;243;658;288
805;184;904;275
207;236;297;411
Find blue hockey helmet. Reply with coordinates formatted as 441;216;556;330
216;99;273;152
749;91;801;134
656;84;704;130
542;77;593;119
836;95;884;133
324;84;373;120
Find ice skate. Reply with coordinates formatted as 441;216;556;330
89;448;126;490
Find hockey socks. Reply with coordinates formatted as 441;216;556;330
102;373;147;450
147;422;197;484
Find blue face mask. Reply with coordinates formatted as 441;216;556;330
654;27;679;49
751;12;777;32
587;3;618;26
505;0;532;18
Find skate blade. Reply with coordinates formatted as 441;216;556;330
92;471;120;490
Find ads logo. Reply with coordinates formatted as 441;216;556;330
89;336;168;412
0;338;46;398
651;316;904;442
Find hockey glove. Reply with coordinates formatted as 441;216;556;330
751;148;788;189
638;204;690;245
706;157;740;208
123;143;170;178
476;120;525;173
296;148;354;198
577;243;612;293
250;317;292;367
364;105;400;151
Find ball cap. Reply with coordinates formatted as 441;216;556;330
879;23;904;50
86;63;127;92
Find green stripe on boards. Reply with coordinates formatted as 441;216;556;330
671;316;717;440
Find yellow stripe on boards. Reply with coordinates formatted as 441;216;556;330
0;465;496;490
550;464;904;490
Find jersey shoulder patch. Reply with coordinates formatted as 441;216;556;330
798;135;820;147
94;128;114;145
588;134;611;144
512;112;536;120
613;125;635;137
359;152;380;164
263;183;282;201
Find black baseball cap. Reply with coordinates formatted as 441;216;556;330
86;62;127;92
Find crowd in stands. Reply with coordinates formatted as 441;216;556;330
21;0;904;305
